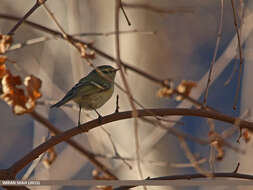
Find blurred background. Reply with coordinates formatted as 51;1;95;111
0;0;252;189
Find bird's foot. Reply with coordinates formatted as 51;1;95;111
98;115;102;123
94;109;102;123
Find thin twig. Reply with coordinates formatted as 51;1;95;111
92;153;206;168
121;2;194;14
120;0;131;26
115;94;120;113
8;36;51;51
7;0;47;35
231;0;243;110
203;0;224;106
233;162;240;173
102;128;132;169
42;3;75;47
179;137;212;177
8;30;155;52
224;60;238;86
73;29;156;37
207;118;215;172
209;145;215;172
224;0;245;86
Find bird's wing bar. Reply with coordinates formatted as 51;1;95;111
73;80;110;97
90;81;107;90
74;80;109;90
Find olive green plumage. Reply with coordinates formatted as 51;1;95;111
51;65;118;110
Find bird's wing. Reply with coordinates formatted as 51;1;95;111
75;80;110;96
50;80;110;108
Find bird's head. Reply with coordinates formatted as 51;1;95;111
92;65;119;81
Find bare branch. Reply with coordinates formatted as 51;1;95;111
7;0;47;35
113;172;253;190
121;2;194;14
178;137;211;177
203;0;224;106
8;108;253;176
102;128;132;169
29;111;117;179
73;29;156;37
120;1;131;26
230;0;243;110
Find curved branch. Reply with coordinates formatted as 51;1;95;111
8;108;253;176
30;111;117;179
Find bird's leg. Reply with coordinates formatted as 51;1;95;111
78;105;82;127
94;109;102;122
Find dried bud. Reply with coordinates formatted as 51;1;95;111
157;87;174;98
176;80;197;101
0;34;12;53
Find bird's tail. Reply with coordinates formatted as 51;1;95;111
50;90;75;108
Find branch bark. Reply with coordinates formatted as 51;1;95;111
30;111;117;179
113;172;253;190
7;108;253;176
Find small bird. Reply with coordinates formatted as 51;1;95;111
51;65;118;126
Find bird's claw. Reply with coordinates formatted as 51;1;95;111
98;115;102;123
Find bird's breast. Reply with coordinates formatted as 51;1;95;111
74;86;114;110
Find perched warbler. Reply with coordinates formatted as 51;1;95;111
51;65;118;126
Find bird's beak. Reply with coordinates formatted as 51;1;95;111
115;68;120;72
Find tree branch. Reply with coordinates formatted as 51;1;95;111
29;111;117;179
121;2;194;14
7;108;253;176
0;13;215;110
113;172;253;190
7;0;47;35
